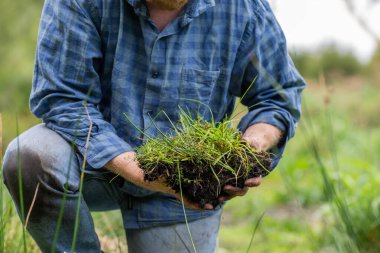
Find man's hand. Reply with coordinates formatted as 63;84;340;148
105;152;213;210
241;123;283;152
219;123;283;203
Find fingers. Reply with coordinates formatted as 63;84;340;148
218;185;248;203
175;176;262;209
203;203;214;210
218;195;233;202
218;176;262;203
223;185;249;196
176;195;214;211
245;176;262;187
218;188;248;202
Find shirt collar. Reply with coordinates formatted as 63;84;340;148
126;0;142;7
184;0;215;17
126;0;216;24
126;0;148;17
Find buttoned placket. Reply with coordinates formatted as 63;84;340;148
139;16;182;139
143;37;164;137
129;0;219;142
129;1;214;140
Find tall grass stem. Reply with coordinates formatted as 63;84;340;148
0;113;4;253
24;183;40;229
16;117;27;253
176;163;198;253
71;104;93;253
245;211;265;253
0;113;2;157
51;126;79;253
301;98;359;252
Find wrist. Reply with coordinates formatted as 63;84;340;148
105;151;144;183
105;151;174;195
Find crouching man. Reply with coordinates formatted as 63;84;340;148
3;0;304;252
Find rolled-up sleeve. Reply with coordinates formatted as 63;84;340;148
231;0;305;169
30;0;132;169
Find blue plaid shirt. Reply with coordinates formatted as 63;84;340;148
30;0;305;228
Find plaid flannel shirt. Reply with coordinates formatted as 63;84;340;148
30;0;305;228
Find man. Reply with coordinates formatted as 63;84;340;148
2;0;305;252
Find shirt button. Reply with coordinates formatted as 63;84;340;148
151;71;159;78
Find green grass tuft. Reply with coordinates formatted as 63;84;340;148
135;110;271;206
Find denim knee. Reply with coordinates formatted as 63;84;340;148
2;136;39;210
2;124;80;197
2;138;19;189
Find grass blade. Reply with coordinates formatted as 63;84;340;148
179;98;215;125
71;103;93;253
123;113;153;141
176;163;198;253
16;116;27;253
240;76;258;103
51;124;79;253
0;113;2;157
0;113;4;253
24;183;40;229
301;98;359;252
245;211;265;253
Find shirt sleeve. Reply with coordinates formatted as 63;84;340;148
30;0;133;169
230;0;306;169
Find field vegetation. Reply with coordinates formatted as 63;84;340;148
1;0;379;252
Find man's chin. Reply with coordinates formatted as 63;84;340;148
146;0;188;11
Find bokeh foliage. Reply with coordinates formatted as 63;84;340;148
1;1;379;253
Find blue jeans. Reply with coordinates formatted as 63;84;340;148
2;124;221;253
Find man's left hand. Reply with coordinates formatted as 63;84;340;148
218;123;283;203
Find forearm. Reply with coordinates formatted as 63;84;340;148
105;152;143;182
105;152;208;209
104;152;176;195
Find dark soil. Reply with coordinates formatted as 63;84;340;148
139;150;272;207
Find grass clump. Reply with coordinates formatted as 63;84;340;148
136;111;272;207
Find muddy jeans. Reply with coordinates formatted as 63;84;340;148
2;124;221;253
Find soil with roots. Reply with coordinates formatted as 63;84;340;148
139;151;272;207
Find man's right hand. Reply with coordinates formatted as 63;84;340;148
104;152;213;210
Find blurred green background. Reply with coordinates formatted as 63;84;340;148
1;0;379;252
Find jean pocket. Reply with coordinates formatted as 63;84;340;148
120;180;156;197
83;169;120;184
83;170;124;211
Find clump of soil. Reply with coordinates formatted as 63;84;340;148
136;115;272;207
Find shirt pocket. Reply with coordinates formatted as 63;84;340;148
179;68;220;119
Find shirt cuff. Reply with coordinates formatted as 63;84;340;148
46;121;134;169
77;131;134;169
